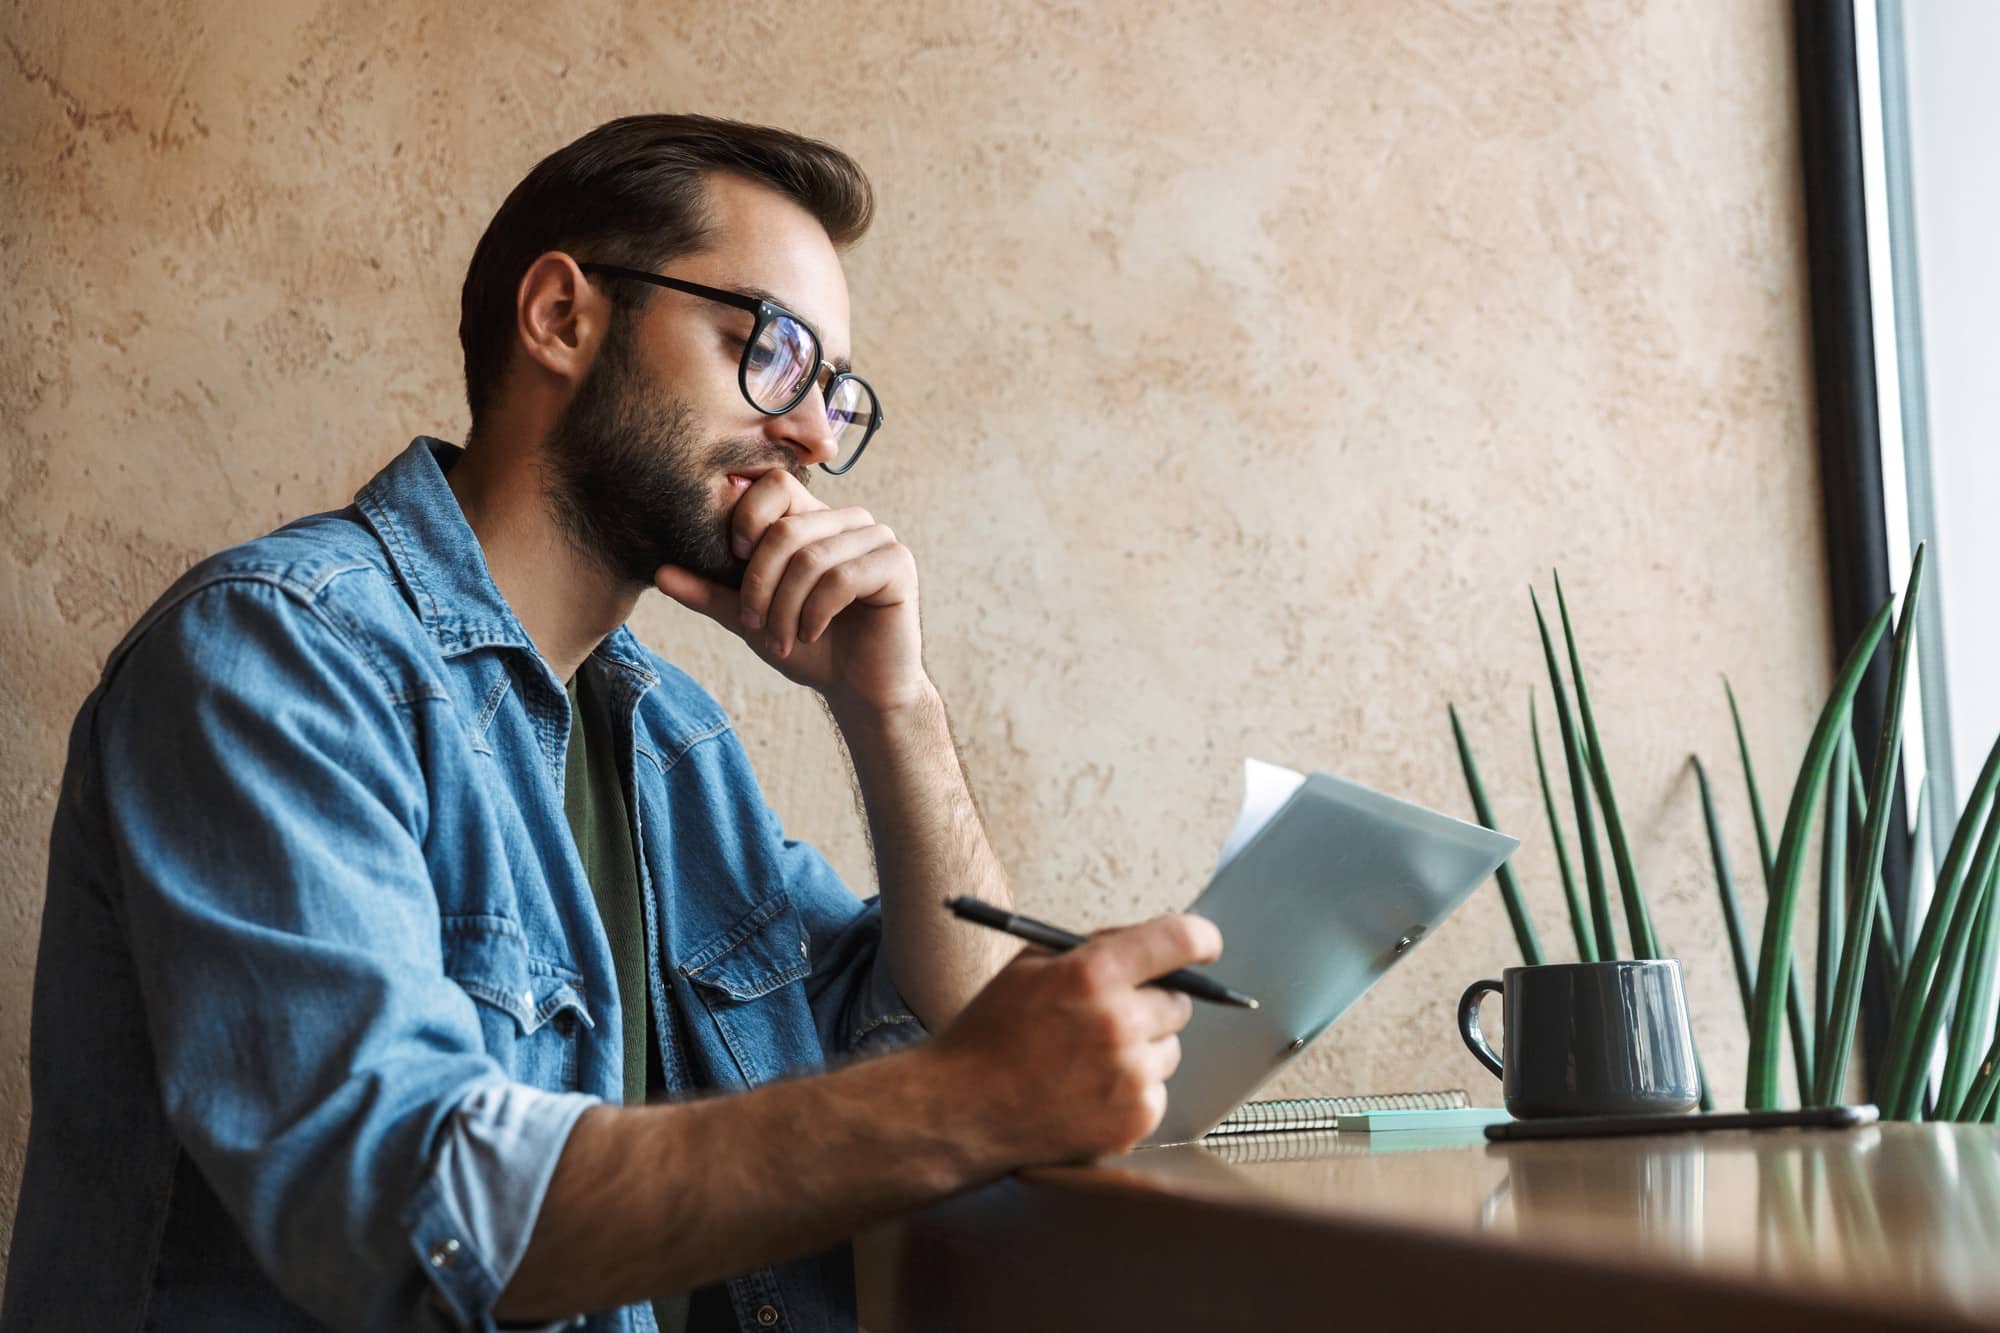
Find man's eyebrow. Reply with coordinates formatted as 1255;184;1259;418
738;284;851;372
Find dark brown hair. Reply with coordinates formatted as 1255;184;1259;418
457;113;874;428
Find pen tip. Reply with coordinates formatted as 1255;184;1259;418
1246;998;1260;1010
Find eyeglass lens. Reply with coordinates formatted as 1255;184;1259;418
746;312;876;470
825;376;874;470
746;315;817;412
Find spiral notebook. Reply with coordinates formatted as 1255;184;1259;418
1205;1088;1469;1136
1200;1126;1487;1164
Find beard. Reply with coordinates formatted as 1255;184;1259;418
542;315;806;588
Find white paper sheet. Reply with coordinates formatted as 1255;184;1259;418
1214;758;1306;874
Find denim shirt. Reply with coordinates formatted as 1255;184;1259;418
1;438;924;1333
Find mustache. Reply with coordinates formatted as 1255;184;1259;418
712;440;812;490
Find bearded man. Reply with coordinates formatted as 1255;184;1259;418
2;115;1217;1333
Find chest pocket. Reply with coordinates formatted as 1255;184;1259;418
441;914;594;1090
682;892;821;1088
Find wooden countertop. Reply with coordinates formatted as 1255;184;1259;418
859;1121;2000;1332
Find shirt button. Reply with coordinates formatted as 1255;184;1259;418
798;939;809;960
755;1305;779;1327
428;1238;462;1269
521;990;535;1010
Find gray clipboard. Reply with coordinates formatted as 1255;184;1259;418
1142;769;1519;1147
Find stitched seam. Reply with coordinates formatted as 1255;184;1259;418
358;488;437;627
852;1011;923;1041
474;678;511;736
643;718;732;775
680;893;786;974
132;1144;183;1332
304;571;448;709
690;958;810;1002
102;568;320;684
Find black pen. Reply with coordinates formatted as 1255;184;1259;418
943;896;1260;1010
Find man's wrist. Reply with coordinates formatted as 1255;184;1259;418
894;1040;1014;1184
822;676;944;741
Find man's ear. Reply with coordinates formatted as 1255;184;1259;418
512;252;609;388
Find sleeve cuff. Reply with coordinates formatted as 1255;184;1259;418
846;941;928;1057
402;1083;601;1331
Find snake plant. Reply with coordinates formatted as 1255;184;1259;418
1451;545;2000;1115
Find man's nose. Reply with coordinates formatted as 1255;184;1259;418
766;386;840;469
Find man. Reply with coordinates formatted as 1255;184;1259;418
1;115;1219;1333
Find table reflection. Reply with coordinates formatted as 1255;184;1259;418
1118;1122;2000;1320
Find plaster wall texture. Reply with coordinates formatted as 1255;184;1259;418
2;0;1832;1274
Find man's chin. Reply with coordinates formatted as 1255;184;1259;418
653;546;749;591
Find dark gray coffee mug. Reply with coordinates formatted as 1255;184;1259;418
1458;960;1700;1118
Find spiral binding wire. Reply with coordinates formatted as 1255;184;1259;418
1204;1088;1469;1136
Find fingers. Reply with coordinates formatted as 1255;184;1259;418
1142;1033;1184;1085
653;565;743;627
738;509;887;644
729;469;827;564
793;543;913;648
1124;984;1195;1040
1078;914;1223;991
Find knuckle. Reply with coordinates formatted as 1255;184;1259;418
1087;1005;1127;1051
1071;952;1117;999
1172;913;1219;959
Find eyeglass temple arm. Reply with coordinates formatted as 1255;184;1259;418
578;264;762;315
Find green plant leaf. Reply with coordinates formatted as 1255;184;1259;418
1908;778;1933;969
1877;730;2000;1117
1727;678;1776;879
1817;731;1851;1043
1962;1056;2000;1123
1552;571;1658;958
1450;703;1544;966
1531;590;1617;960
1693;755;1756;1023
1746;592;1895;1109
1976;997;2000;1121
1842;744;1909;986
1815;544;1924;1107
1891;829;2000;1119
1939;852;2000;1117
1532;691;1595;962
1727;678;1815;1094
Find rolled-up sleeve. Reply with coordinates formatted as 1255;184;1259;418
417;1083;600;1331
98;577;580;1332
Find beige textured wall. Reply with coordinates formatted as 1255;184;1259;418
2;0;1830;1266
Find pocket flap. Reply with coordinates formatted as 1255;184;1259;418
680;892;811;1002
441;914;593;1035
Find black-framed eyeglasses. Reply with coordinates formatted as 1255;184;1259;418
579;262;884;475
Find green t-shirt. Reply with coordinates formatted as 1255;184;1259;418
563;671;650;1103
566;671;735;1333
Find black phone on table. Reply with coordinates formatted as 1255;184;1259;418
1483;1103;1878;1142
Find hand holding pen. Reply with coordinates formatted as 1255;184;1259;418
924;904;1229;1161
944;896;1259;1009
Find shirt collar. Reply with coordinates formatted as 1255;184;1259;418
354;437;659;692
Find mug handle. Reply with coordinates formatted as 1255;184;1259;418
1458;978;1505;1080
